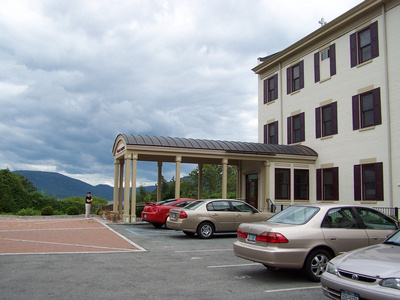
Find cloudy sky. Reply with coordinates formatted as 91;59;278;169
0;0;363;187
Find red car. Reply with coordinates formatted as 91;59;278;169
141;198;197;228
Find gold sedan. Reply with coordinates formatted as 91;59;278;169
166;199;274;239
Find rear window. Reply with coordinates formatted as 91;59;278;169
268;206;319;225
184;200;205;210
159;199;177;206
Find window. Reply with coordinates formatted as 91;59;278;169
287;112;305;144
287;61;304;94
264;74;278;103
350;21;379;67
322;208;358;229
231;201;256;213
354;207;397;230
314;44;336;82
263;121;278;144
294;169;309;200
354;162;383;201
317;167;339;200
207;201;231;211
275;169;290;199
316;102;337;138
352;88;381;130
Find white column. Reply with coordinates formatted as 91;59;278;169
123;154;131;223
222;158;228;199
118;160;124;215
175;156;181;199
113;159;120;213
198;164;203;199
263;160;270;212
157;162;162;202
130;154;138;223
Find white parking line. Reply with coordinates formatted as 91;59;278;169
175;249;232;253
265;286;321;293
208;263;261;268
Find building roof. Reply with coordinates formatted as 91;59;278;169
116;134;318;157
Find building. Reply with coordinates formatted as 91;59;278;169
113;0;399;222
255;0;399;208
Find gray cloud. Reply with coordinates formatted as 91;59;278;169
0;0;363;185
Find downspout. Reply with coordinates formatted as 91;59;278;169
279;62;284;144
382;4;393;207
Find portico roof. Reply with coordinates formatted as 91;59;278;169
113;134;318;157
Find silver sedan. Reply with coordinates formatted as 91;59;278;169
321;229;400;300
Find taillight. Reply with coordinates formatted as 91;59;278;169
256;232;269;242
179;211;187;219
266;232;289;243
237;227;248;239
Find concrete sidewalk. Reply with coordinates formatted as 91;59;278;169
0;216;145;255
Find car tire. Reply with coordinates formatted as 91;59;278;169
197;222;214;239
152;222;163;228
183;231;195;236
303;249;332;282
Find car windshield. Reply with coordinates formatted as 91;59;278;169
384;230;400;246
184;200;205;210
267;206;320;225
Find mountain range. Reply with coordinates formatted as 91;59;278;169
14;170;156;201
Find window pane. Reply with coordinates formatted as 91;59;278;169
292;65;300;91
359;28;371;62
325;208;358;229
293;115;301;142
275;169;290;199
363;165;376;200
294;169;309;200
322;105;332;136
361;93;374;127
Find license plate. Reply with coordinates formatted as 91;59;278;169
172;213;176;219
341;290;359;300
247;233;257;242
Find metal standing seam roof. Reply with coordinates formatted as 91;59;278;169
116;134;318;157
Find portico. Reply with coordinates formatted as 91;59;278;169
112;134;318;223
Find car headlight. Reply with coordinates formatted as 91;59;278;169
326;262;338;275
380;278;400;290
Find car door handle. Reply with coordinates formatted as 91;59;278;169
211;213;218;216
329;237;337;241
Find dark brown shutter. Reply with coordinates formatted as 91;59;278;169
299;61;304;89
314;52;320;83
263;80;268;104
370;21;379;59
316;169;322;200
263;124;268;144
329;44;336;76
287;117;292;144
332;167;339;200
315;107;321;138
273;74;278;100
373;87;381;126
287;67;291;94
332;102;338;134
350;33;357;67
375;162;383;200
352;95;360;130
354;165;361;200
300;112;305;142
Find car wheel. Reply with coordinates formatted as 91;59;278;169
303;249;332;282
152;222;163;228
197;222;214;239
183;231;195;236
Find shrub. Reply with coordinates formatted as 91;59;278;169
66;206;79;215
18;208;40;216
41;206;54;216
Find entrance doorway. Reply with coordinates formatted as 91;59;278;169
246;174;258;209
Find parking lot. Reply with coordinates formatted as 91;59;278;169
0;220;324;300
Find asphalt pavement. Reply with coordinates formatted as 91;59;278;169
0;218;325;300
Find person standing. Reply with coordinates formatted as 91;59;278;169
85;192;93;219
